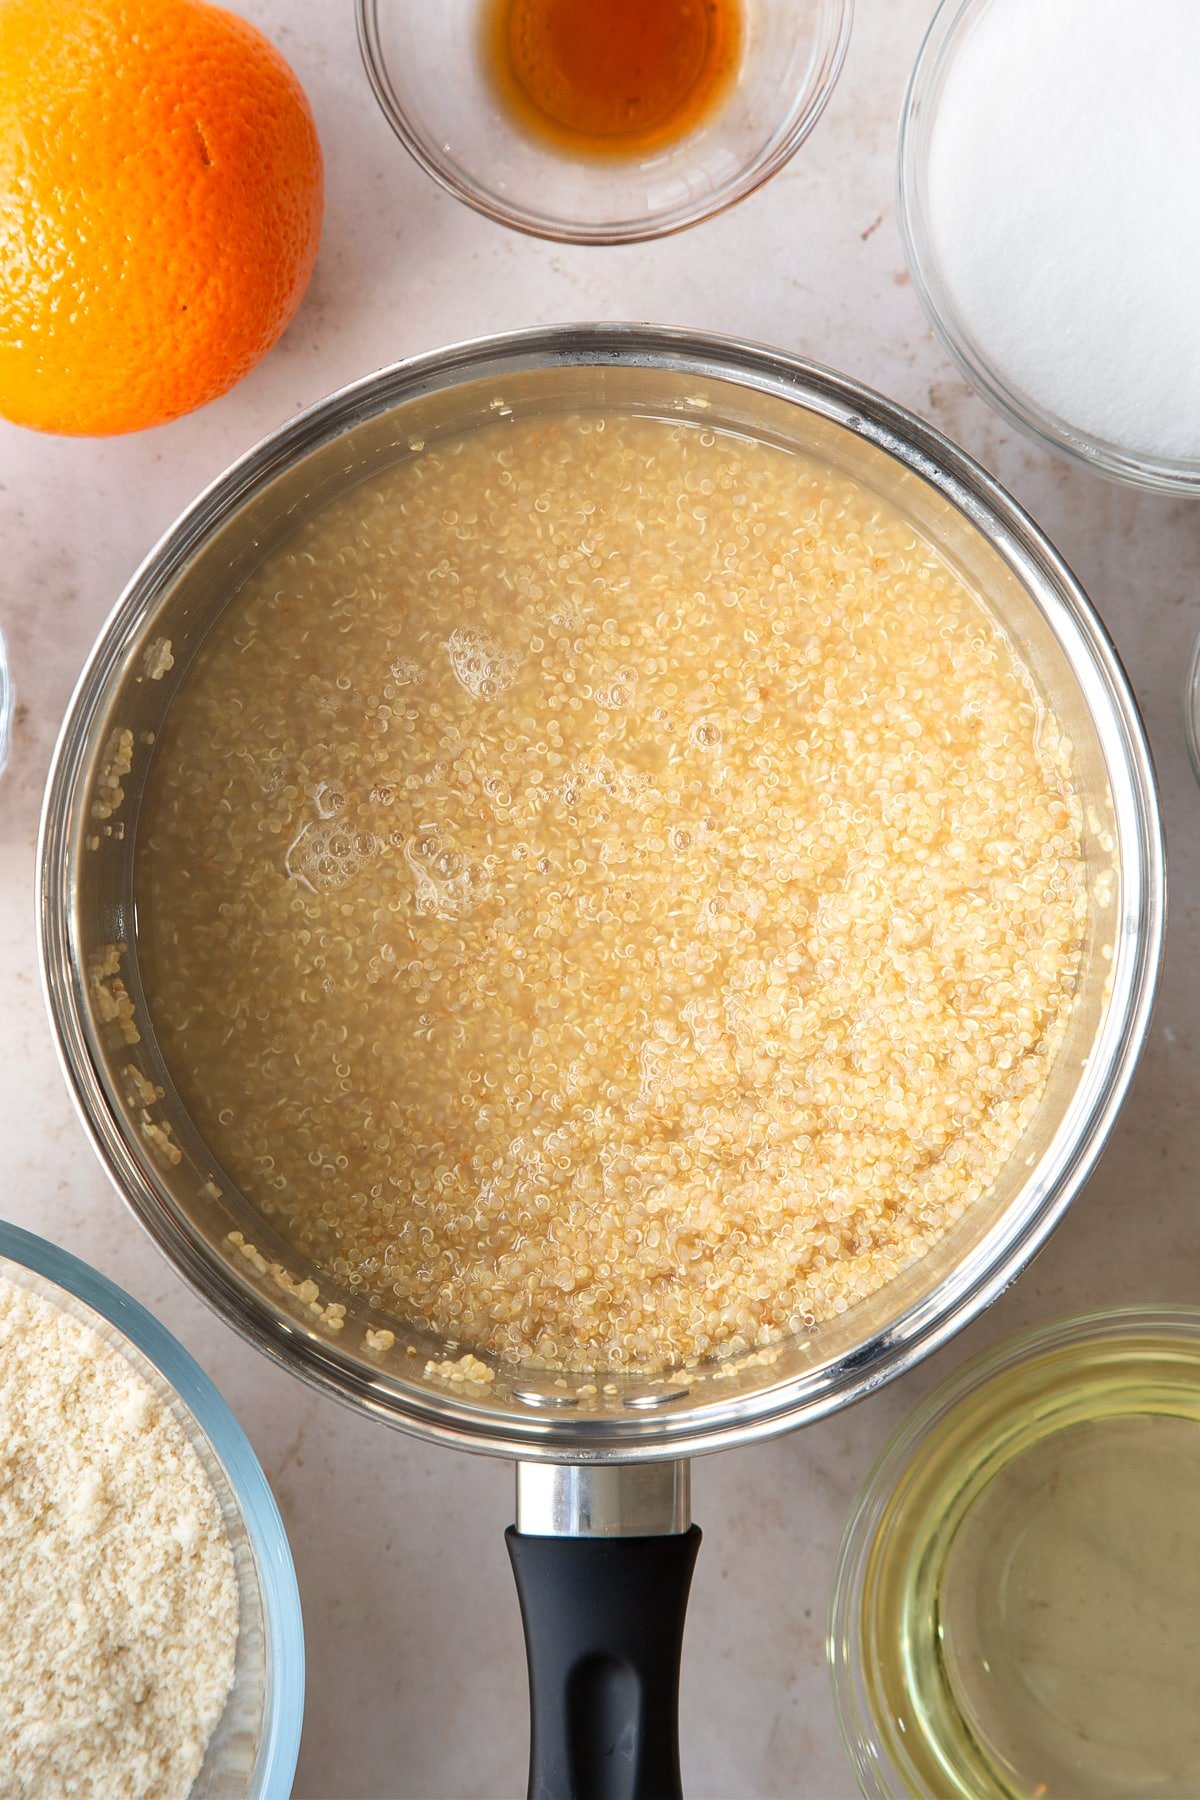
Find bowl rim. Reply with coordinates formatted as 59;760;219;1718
0;1219;305;1800
898;0;1200;495
1185;627;1200;786
37;321;1166;1462
354;0;854;244
827;1304;1200;1799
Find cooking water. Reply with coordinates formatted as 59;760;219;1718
138;410;1085;1375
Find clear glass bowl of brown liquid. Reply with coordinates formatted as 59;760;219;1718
356;0;852;242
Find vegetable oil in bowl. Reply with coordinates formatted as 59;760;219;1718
831;1313;1200;1799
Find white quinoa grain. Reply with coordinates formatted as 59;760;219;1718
139;414;1087;1373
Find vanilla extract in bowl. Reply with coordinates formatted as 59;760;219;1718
484;0;743;159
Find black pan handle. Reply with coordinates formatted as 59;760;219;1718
506;1463;700;1800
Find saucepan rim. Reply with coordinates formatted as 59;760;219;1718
37;322;1165;1461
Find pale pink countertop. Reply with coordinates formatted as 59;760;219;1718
1;5;1196;1796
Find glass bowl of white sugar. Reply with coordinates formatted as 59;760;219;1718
900;0;1200;493
0;1221;304;1798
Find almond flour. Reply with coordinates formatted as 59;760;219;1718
0;1271;239;1799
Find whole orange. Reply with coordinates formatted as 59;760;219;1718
0;0;323;436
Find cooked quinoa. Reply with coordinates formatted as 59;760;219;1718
138;413;1087;1372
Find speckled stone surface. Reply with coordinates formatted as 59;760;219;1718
0;5;1196;1796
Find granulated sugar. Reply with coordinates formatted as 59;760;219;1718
923;0;1200;462
0;1272;239;1799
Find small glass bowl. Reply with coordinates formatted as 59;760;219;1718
829;1308;1200;1799
899;0;1200;494
0;1221;304;1798
356;0;852;244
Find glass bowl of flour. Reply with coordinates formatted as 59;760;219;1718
0;1221;304;1799
900;0;1200;493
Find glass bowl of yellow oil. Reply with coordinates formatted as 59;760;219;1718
356;0;852;243
830;1309;1200;1799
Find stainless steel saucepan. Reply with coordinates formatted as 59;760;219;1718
39;326;1164;1799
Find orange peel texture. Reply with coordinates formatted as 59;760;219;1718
0;0;323;435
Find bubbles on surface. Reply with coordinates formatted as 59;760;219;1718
593;668;638;710
549;600;586;632
311;781;346;819
286;817;379;892
403;827;488;920
389;656;421;686
446;627;518;699
554;753;649;811
689;719;723;751
481;771;513;809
